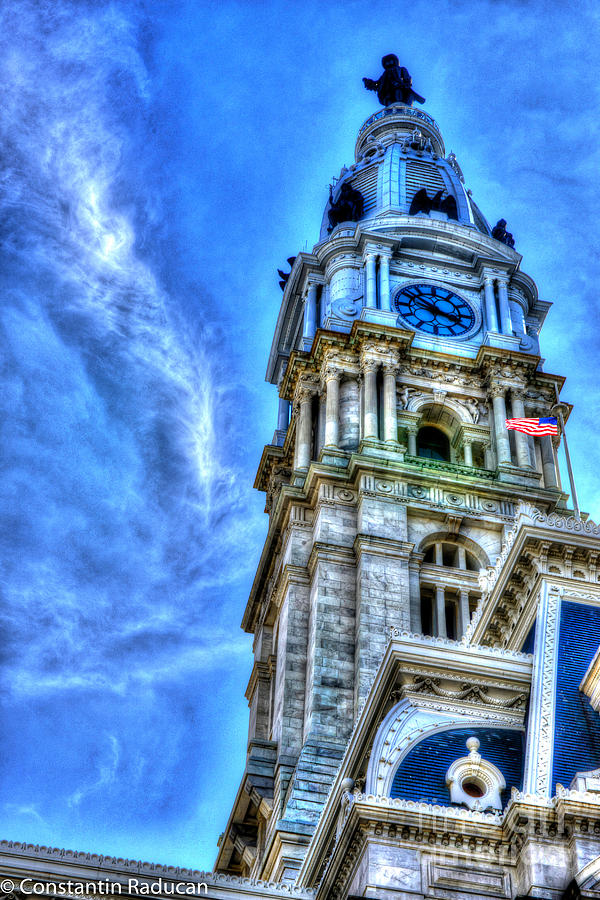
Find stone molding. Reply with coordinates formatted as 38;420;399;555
388;628;531;662
406;675;526;710
0;842;315;896
522;583;561;797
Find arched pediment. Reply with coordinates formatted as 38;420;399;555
365;698;516;797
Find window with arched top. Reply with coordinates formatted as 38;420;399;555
423;541;480;571
417;426;450;461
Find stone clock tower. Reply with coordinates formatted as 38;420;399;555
5;60;600;900
210;66;600;900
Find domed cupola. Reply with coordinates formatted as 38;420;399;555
320;104;491;240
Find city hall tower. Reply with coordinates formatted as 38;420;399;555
212;60;600;900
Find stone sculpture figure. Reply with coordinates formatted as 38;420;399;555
465;397;481;423
409;188;458;220
363;55;425;107
327;182;364;232
492;219;516;248
277;256;296;290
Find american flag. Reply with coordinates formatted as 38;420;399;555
505;417;558;435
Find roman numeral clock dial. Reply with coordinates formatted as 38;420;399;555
393;283;476;337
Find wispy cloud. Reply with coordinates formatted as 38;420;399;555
68;735;121;808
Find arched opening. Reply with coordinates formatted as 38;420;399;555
417;426;450;461
422;541;480;571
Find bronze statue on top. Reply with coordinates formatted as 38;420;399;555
327;182;364;232
491;219;516;248
409;188;458;220
363;55;425;107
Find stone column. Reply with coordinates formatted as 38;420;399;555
302;282;318;342
541;434;558;488
382;364;398;443
463;440;473;467
407;425;418;457
408;557;422;633
379;254;391;312
484;442;494;470
277;397;290;432
483;274;499;333
497;277;513;335
490;382;511;465
362;359;379;439
435;543;443;566
459;589;470;636
295;388;314;470
511;388;532;468
323;366;341;449
457;546;467;570
435;584;447;638
365;254;377;309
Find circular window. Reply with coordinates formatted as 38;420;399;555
462;779;485;799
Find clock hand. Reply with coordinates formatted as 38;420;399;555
414;299;462;325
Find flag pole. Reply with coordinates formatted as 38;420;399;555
553;383;580;520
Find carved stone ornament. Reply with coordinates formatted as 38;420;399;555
488;380;507;400
360;356;380;374
465;397;481;423
294;375;320;404
446;737;506;812
322;363;343;383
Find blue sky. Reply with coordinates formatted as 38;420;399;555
0;0;599;873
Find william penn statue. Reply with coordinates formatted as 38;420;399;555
363;55;425;107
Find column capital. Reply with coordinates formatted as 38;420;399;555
482;272;496;286
488;380;507;399
321;363;342;384
511;386;527;401
294;374;319;404
360;355;380;374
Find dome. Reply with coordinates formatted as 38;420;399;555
320;105;491;241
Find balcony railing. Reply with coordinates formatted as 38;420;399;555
403;454;495;479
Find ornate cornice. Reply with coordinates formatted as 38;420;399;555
0;841;315;896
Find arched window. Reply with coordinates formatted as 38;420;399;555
422;541;480;571
417;426;450;461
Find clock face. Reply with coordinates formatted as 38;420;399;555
393;283;476;337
